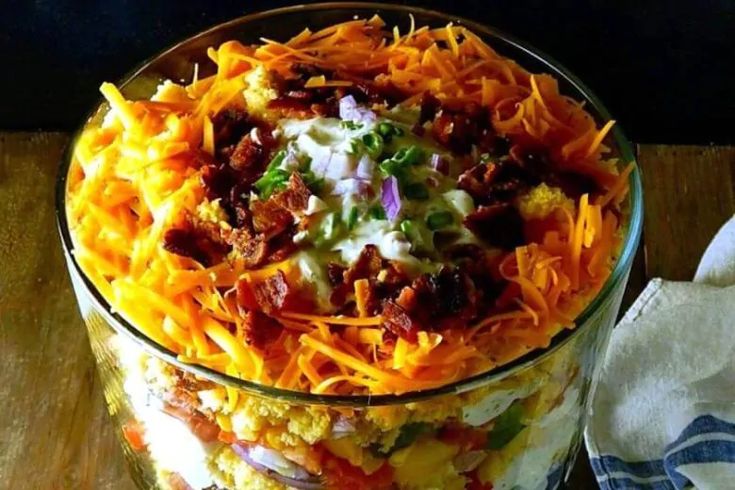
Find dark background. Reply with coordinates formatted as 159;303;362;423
2;0;733;143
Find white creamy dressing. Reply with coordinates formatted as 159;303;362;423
333;219;416;265
117;338;216;489
276;114;480;304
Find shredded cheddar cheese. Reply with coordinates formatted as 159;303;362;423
66;16;632;396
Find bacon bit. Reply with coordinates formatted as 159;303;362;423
419;92;442;124
212;108;254;157
250;199;294;239
253;270;291;314
343;244;383;284
163;222;229;267
458;162;500;201
272;173;311;213
225;228;268;267
429;101;496;154
235;279;259;311
243;310;283;350
382;300;418;341
267;96;314;118
408;267;478;329
327;263;347;286
464;203;525;250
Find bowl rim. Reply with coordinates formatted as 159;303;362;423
55;1;643;406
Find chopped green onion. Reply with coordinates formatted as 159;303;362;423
391;145;425;166
378;158;410;181
341;120;363;130
254;168;290;198
403;182;429;200
300;170;324;194
347;138;360;155
399;219;414;235
368;204;386;220
377;122;404;142
370;423;432;456
426;211;454;230
266;149;287;171
361;132;384;159
347;206;359;230
486;402;526;450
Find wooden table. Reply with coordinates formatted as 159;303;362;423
1;132;733;489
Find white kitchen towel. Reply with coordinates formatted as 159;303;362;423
585;216;735;490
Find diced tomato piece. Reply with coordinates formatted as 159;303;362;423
322;455;393;490
467;470;493;490
439;424;488;450
218;430;238;444
122;421;146;452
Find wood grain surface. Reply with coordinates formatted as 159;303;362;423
0;133;135;489
0;133;732;489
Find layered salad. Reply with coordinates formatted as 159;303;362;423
67;16;632;490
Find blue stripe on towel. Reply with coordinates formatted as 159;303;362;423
590;455;666;478
664;439;735;489
665;414;735;450
589;415;735;489
598;476;674;490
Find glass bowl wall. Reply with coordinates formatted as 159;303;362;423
56;3;643;489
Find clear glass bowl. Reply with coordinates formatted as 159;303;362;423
56;3;643;489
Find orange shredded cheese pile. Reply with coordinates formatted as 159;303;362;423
66;17;632;395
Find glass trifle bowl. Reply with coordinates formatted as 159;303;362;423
56;3;643;489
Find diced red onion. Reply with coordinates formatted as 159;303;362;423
232;443;323;489
309;152;332;177
332;178;371;198
454;450;487;473
355;155;374;180
430;153;449;175
339;95;377;123
381;176;402;221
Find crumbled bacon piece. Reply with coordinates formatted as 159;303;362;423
327;263;347;286
250;199;294;239
405;267;478;329
243;310;283;350
225;228;268;268
382;300;418;342
235;279;259;311
343;245;383;284
212;108;253;155
464;203;525;250
457;163;500;201
162;222;229;267
272;173;311;213
252;270;291;314
419;92;442;124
